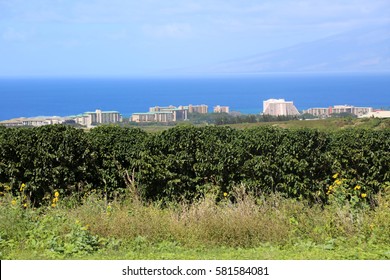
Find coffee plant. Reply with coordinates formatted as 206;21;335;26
0;124;388;205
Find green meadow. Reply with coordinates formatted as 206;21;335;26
1;186;390;260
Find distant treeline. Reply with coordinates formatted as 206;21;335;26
126;113;299;126
129;112;365;127
188;112;299;125
0;125;389;206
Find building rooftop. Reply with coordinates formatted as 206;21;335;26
133;112;174;115
359;110;390;119
84;110;120;114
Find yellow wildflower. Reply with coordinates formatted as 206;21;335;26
335;179;342;185
11;199;17;206
23;203;27;208
361;193;367;198
51;203;56;208
354;185;361;190
106;205;112;216
223;192;228;197
54;191;59;198
20;183;26;192
332;173;339;179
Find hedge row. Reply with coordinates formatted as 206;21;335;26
0;125;389;205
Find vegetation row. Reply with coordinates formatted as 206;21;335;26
0;124;389;207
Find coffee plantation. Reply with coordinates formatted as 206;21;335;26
0;124;388;206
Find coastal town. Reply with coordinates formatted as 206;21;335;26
0;98;389;128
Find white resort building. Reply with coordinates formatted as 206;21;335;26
0;116;73;127
358;110;390;119
73;109;122;127
303;105;373;118
131;104;208;123
213;105;230;113
263;99;300;116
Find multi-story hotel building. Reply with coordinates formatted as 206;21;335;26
303;105;373;118
0;117;73;127
303;107;332;118
359;110;390;119
263;99;300;116
132;104;207;123
74;109;122;126
213;105;230;113
149;105;177;112
187;104;208;114
131;112;176;123
331;105;373;116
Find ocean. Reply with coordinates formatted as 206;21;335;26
0;73;389;120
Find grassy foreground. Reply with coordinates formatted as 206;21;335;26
1;185;389;260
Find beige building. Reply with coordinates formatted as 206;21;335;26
131;112;175;123
74;114;92;126
131;106;188;123
331;105;373;116
303;107;332;118
187;104;208;114
74;109;122;127
0;117;73;127
303;105;373;118
149;105;177;112
358;110;390;119
263;99;300;116
132;104;208;123
213;105;230;113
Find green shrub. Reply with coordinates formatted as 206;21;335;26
0;125;389;204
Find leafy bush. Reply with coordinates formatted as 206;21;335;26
0;125;389;205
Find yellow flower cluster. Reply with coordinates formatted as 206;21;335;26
6;183;28;208
51;191;60;207
326;172;369;210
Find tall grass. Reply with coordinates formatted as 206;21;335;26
64;185;390;248
1;184;389;259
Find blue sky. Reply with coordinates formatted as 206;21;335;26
0;0;389;77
